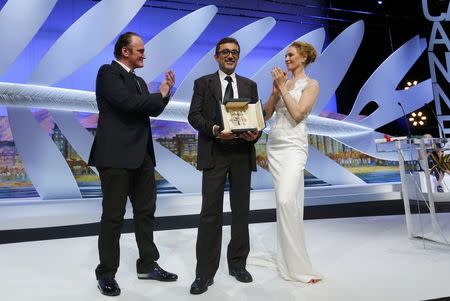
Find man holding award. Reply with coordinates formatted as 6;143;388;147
188;37;261;295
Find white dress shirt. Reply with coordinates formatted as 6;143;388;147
218;69;238;101
213;70;239;135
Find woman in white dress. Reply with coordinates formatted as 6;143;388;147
264;41;321;283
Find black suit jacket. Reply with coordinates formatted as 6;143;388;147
188;72;259;171
88;61;168;169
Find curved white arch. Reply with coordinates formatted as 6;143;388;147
0;0;57;76
345;36;432;129
29;0;147;85
310;21;364;115
7;107;82;199
153;142;202;193
306;145;366;185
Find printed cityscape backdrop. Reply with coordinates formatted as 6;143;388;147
0;110;399;199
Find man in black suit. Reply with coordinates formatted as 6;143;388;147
88;32;177;297
188;37;260;295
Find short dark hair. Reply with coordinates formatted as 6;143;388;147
215;37;240;55
114;32;141;59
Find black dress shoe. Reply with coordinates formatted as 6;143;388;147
97;278;121;296
190;276;214;295
229;268;253;283
137;264;178;281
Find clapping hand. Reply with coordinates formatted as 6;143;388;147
272;80;281;96
159;70;175;98
271;67;287;92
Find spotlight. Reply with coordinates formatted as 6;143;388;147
404;80;418;90
377;1;383;4
409;111;427;127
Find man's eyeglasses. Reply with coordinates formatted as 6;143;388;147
217;49;240;57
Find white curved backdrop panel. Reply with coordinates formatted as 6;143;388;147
138;5;218;81
29;0;147;86
153;141;202;193
345;36;432;129
0;0;57;76
310;21;364;115
7;107;82;199
306;145;365;185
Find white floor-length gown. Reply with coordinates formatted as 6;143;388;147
267;78;322;282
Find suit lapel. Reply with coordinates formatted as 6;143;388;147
236;74;248;99
208;72;222;103
134;76;143;94
111;60;142;94
111;60;129;77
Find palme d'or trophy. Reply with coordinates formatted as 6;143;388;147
218;98;266;133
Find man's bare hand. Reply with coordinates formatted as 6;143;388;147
240;130;258;141
218;130;236;140
159;70;175;98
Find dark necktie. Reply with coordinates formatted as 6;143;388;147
224;75;234;102
130;70;142;94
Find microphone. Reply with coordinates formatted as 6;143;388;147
425;102;448;145
398;102;412;139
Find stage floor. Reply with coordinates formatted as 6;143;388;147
1;214;449;301
0;183;401;230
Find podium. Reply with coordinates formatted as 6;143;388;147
376;137;450;245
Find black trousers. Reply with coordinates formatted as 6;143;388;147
95;153;159;280
195;143;252;278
